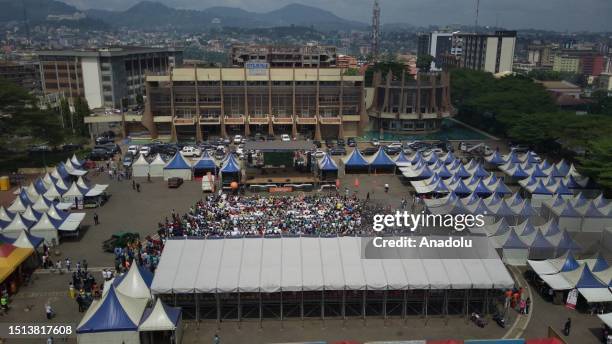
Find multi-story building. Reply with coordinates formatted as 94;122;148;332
0;61;40;92
337;55;358;69
141;66;367;141
230;45;337;68
553;55;581;73
527;44;554;67
417;34;430;57
367;70;453;133
460;31;516;74
580;54;605;77
596;73;612;95
416;31;462;70
37;47;183;109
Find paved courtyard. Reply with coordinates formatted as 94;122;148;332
0;142;609;343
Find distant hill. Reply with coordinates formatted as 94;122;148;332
0;0;79;22
84;1;368;32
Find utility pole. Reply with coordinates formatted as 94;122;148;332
474;0;480;33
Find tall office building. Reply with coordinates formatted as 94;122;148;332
460;31;516;74
230;45;337;68
416;32;460;70
37;47;183;109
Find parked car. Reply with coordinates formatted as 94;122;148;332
95;136;112;145
281;134;291;142
324;139;334;148
233;135;243;144
347;138;356;147
28;144;52;153
127;145;139;156
62;143;83;152
383;146;402;155
168;177;184;188
181;146;202;157
329;147;347;156
99;143;121;154
361;147;379;156
122;154;134;167
336;139;345;147
313;150;326;159
372;139;380;147
139;146;151;157
312;140;322;148
102;231;140;252
88;149;112;160
387;142;403;149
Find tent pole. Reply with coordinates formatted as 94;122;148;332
216;294;221;330
467;290;470;317
195;291;199;323
237;291;241;328
383;290;388;322
280;291;283;328
301;291;304;326
321;290;325;322
444;290;448;318
362;290;367;324
259;292;262;329
424;291;428;318
402;290;407;323
174;292;177;307
342;289;346;325
482;290;488;315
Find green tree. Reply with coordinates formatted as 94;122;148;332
580;137;612;192
73;97;90;137
416;54;434;72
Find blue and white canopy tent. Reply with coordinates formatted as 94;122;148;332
317;153;339;181
0;229;44;249
394;151;411;167
192;151;218;178
163;153;193;181
368;148;396;173
113;263;154;300
219;154;241;185
76;286;148;344
138;298;183;344
343;149;370;174
485;150;505;166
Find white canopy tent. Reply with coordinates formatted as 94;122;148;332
132;154;150;178
148;154;165;178
29;213;60;244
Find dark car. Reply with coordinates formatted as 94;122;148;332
312;140;322;148
101;143;121;154
62;143;83;152
324;139;334;148
347;138;356;147
122;154;134;167
88;149;112;161
336;139;345;147
95;136;112;145
329;147;346;156
383;146;402;155
168;177;184;188
361;147;379;156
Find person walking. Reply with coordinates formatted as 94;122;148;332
384;183;389;193
82;259;88;272
136;183;140;192
519;298;526;314
93;213;99;225
525;297;531;315
366;192;370;202
564;318;571;336
45;303;53;319
213;334;220;344
65;258;71;271
69;282;76;299
132;180;136;190
147;173;151;183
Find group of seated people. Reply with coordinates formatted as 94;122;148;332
156;193;386;239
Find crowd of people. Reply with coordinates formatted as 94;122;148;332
156;193;387;238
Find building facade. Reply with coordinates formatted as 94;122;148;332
230;45;337;68
142;67;367;141
337;55;358;69
37;47;183;109
552;55;581;73
461;31;516;74
367;70;453;134
0;61;40;93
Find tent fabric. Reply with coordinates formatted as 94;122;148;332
343;149;369;168
318;154;339;172
151;237;513;294
131;155;150;177
0;244;34;284
369;149;396;168
164;153;191;170
220;155;241;174
193;156;218;172
77;287;147;333
148;154;166;177
4;229;43;248
115;264;153;299
598;313;612;329
138;298;181;331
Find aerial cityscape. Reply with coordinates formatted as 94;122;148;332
0;0;612;343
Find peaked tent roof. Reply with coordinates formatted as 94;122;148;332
220;154;241;173
530;230;555;249
369;149;396;168
192;155;218;171
394;152;411;164
10;229;44;248
559;251;580;272
114;264;153;299
470;164;490;179
4;213;34;231
592;254;610;273
557;232;581;254
503;229;529;249
507;193;524;207
138;298;181;331
164;153;192;170
556;159;571;175
543;219;562;237
344;149;369;167
486;151;505;165
451;179;472;195
509;164;530;179
531;180;553;195
149;154;166;166
31;213;62;231
575;265;608;288
491;180;512;195
77;287;147;333
318;154;338;172
132;154;149;167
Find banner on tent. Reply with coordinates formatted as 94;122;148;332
566;288;578;310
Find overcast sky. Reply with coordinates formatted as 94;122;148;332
65;0;612;32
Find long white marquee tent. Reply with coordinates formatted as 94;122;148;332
151;237;514;294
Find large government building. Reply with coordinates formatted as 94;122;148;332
368;70;453;133
141;66;367;141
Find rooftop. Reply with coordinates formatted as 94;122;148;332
536;80;581;90
36;46;182;58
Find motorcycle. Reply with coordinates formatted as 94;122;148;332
493;312;506;328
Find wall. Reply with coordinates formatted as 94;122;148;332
499;37;516;73
484;37;498;73
80;57;103;109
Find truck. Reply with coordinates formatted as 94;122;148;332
202;173;216;192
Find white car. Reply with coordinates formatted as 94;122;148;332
387;142;402;149
181;146;202;157
281;134;291;142
313;150;326;159
127;145;139;155
139;146;151;157
233;135;243;145
372;139;380;146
